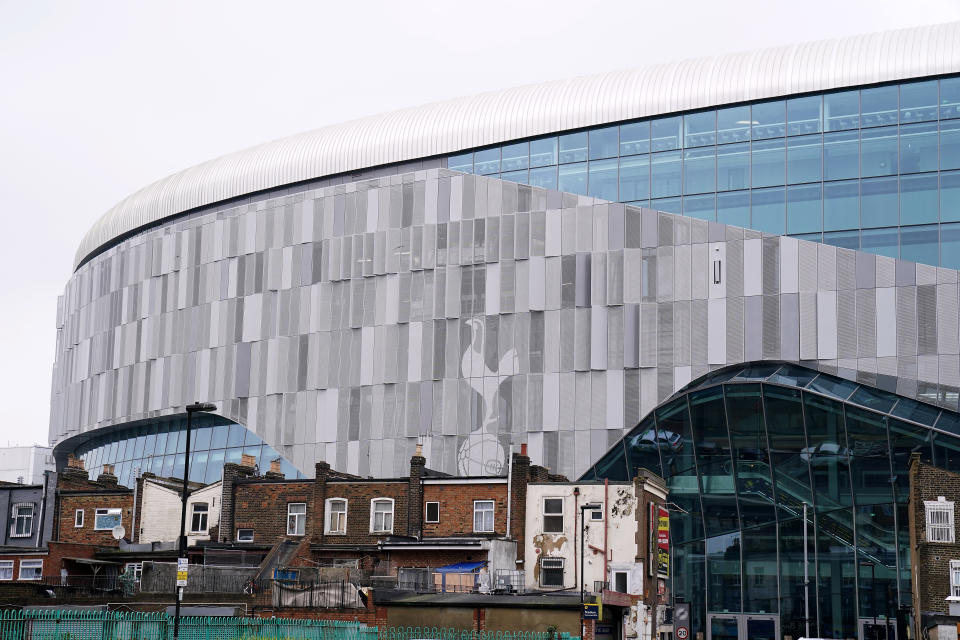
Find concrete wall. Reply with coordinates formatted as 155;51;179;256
524;482;640;592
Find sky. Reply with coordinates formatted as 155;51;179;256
0;0;959;447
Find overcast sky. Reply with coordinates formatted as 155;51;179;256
1;1;959;447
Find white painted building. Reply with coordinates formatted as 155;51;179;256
525;481;646;595
0;446;54;485
137;478;222;546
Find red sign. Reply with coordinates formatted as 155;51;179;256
656;506;669;578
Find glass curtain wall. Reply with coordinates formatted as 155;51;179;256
71;414;301;487
448;76;960;268
583;362;960;639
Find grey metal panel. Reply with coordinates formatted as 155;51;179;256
76;22;960;267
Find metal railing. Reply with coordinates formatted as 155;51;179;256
0;610;379;640
379;628;578;640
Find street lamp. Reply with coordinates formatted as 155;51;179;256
579;501;602;640
173;402;217;640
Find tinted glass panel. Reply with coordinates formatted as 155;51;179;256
860;85;898;127
823;180;860;231
825;90;859;131
589;126;618;160
474;148;500;175
529;166;557;190
787;184;821;234
619;155;649;201
900;122;938;173
591;442;628;480
942;171;960;222
823;130;859;180
860;177;899;228
448;153;473;173
900;173;939;225
891;397;941;426
943;120;960;171
787;135;821;184
788;95;822;135
823;229;860;250
751;139;785;187
620;122;650;156
751;187;785;235
651;117;682;151
558;162;587;195
717;106;751;143
651;151;682;198
942;222;960;269
860;126;898;177
807;374;857;400
530;138;557;167
901;80;938;123
588;159;618;200
860;227;899;259
684;147;715;194
559;132;587;164
684;111;716;147
725;384;776;528
752;101;785;139
717;191;750;228
684;194;716;222
500;142;529;171
942;77;960;120
500;170;528;184
717;143;750;191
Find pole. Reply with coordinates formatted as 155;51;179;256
173;408;194;640
803;502;810;640
580;505;586;640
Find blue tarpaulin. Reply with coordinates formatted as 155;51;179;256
434;561;487;574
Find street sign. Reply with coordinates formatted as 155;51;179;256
583;603;600;620
675;627;689;640
176;557;188;587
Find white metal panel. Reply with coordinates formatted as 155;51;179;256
75;21;960;267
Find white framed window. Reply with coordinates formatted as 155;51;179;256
613;570;628;593
0;561;12;581
589;504;604;521
190;503;209;533
74;509;84;528
370;498;394;533
19;560;42;581
474;500;495;533
926;497;955;543
425;501;440;523
540;557;564;587
325;498;348;534
10;504;34;538
124;562;143;583
287;503;306;536
543;498;564;533
236;529;254;542
94;508;122;531
951;560;960;599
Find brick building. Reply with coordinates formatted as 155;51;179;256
909;453;960;636
55;460;134;546
217;444;563;585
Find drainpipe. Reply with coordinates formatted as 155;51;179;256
505;444;513;538
603;478;609;587
35;471;50;548
573;487;579;591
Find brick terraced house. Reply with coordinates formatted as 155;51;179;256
216;444;564;588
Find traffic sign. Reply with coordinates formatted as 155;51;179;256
176;557;188;587
675;627;688;640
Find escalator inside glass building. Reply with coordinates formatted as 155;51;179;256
583;362;960;639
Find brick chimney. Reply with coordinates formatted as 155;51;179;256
240;453;257;469
264;458;285;480
313;462;331;544
218;462;256;542
407;443;426;538
510;444;531;563
60;454;90;482
97;464;118;486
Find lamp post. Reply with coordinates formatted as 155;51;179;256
173;402;217;640
580;501;602;640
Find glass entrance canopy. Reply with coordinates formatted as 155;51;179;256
582;362;960;639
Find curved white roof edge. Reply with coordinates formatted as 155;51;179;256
75;21;960;268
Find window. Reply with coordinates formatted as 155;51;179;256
541;557;564;587
94;508;122;531
190;503;209;533
0;561;12;581
236;529;254;542
425;501;440;524
474;500;495;533
287;503;306;536
370;499;394;533
951;560;960;599
926;498;955;543
124;562;143;583
614;571;628;593
19;560;42;580
74;509;84;528
10;504;34;538
543;498;564;533
325;498;348;534
590;505;604;521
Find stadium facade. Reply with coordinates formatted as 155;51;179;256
50;22;960;638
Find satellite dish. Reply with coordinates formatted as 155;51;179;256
111;525;126;540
